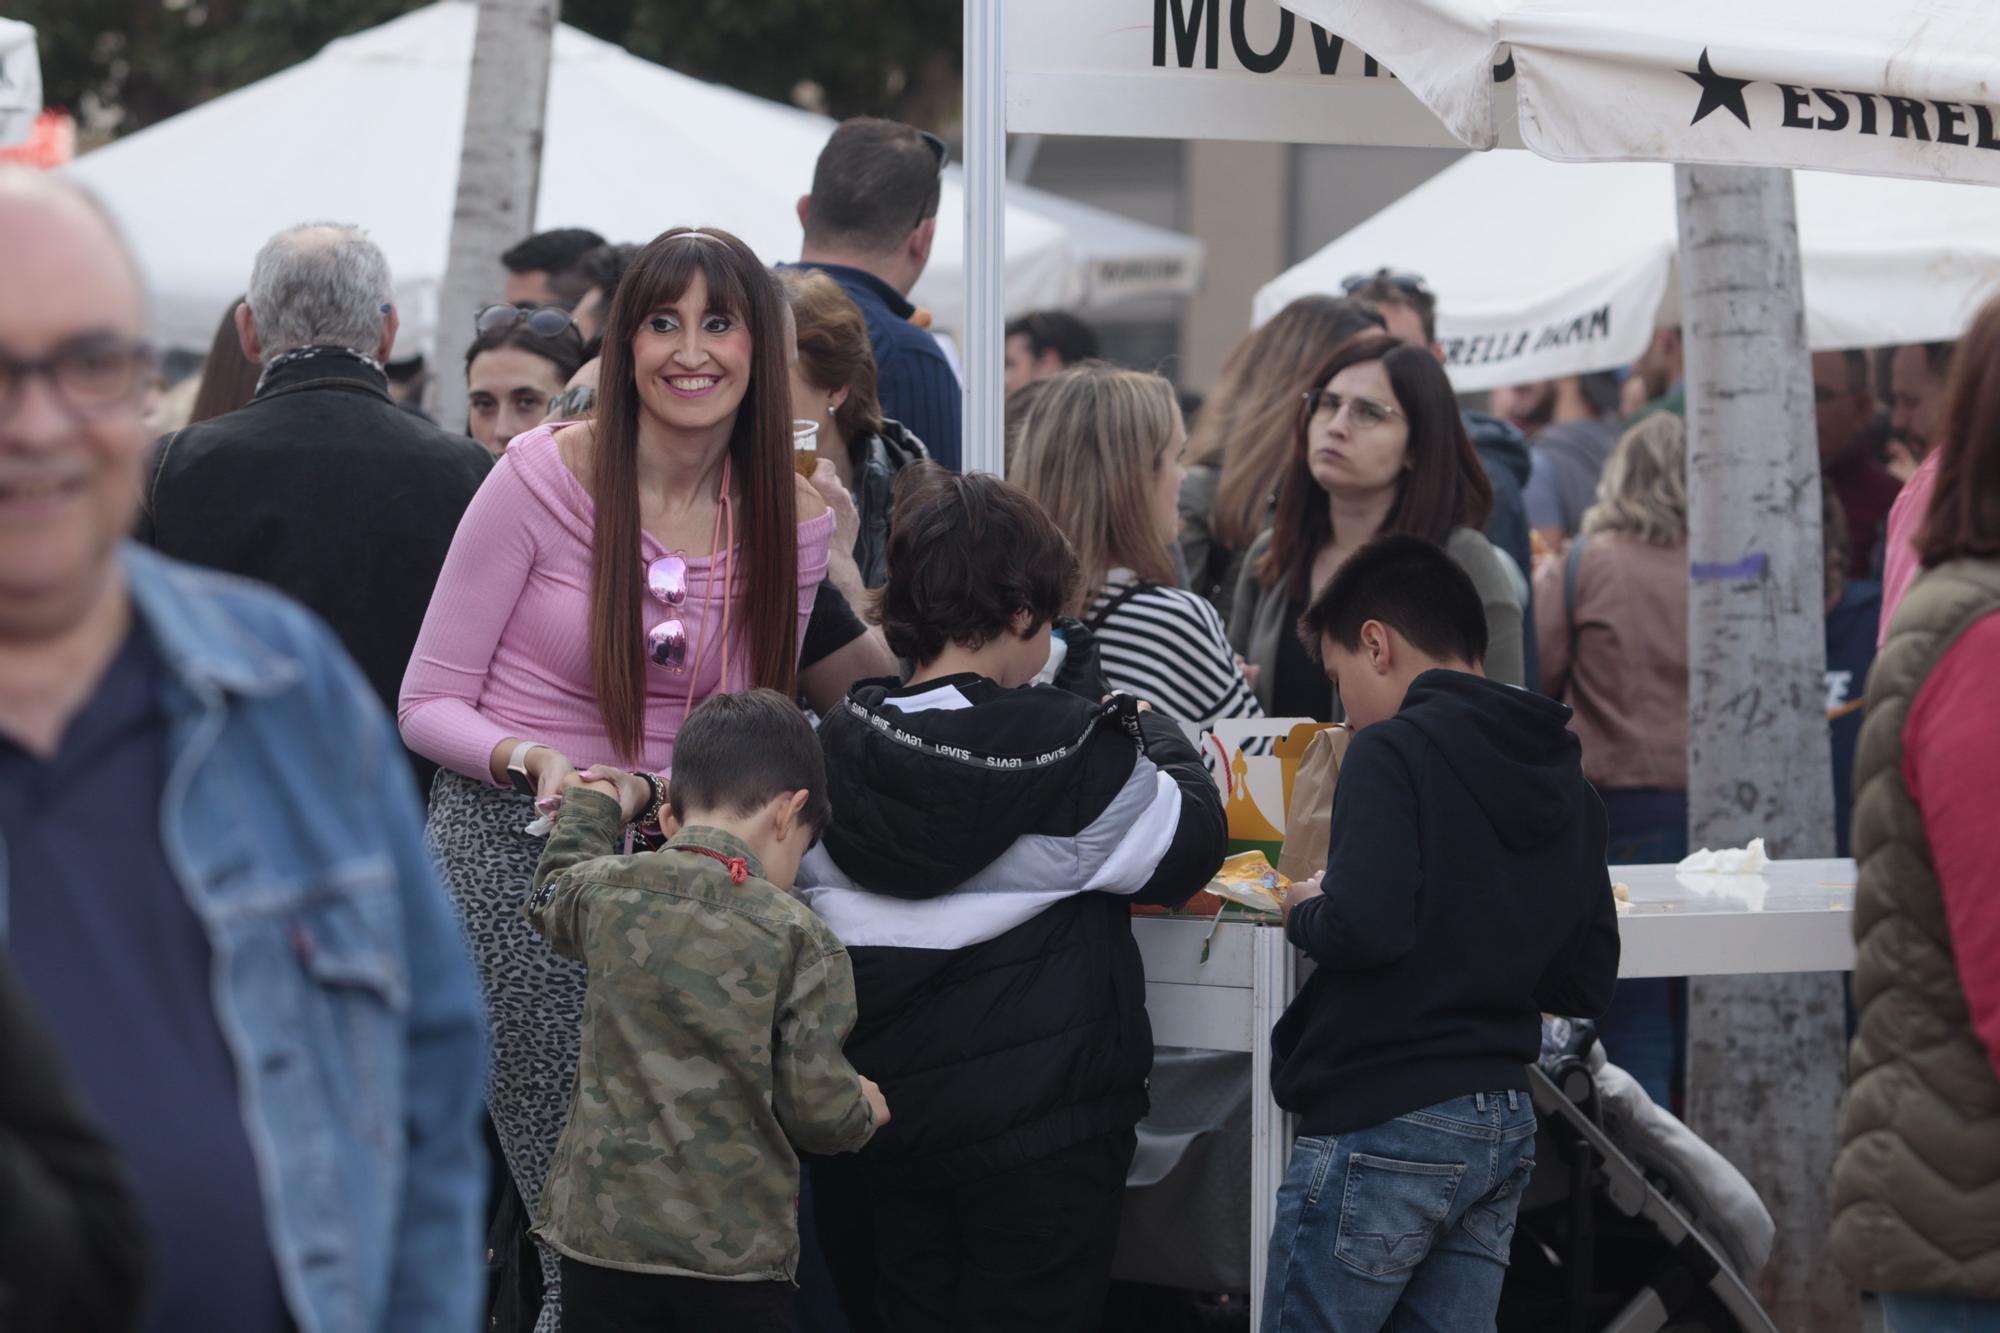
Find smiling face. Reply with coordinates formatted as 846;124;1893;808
1306;358;1411;502
0;182;152;641
630;270;753;437
468;345;568;454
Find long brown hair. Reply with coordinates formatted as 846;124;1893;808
1258;333;1492;596
1194;296;1388;554
1008;364;1179;614
190;296;260;424
588;227;798;762
1920;293;2000;568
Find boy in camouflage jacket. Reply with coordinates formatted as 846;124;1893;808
524;690;888;1332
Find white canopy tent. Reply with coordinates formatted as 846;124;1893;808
1279;0;2000;183
1256;150;2000;391
0;18;40;148
66;0;1201;354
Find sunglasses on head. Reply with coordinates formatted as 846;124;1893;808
1340;268;1433;300
909;130;949;231
476;303;580;341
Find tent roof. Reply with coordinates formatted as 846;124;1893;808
70;1;1199;352
1257;149;2000;390
1281;0;2000;184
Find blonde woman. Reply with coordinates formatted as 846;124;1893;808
1533;410;1690;1109
1011;364;1262;728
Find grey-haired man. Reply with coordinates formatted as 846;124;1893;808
138;222;491;797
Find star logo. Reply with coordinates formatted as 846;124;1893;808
1684;48;1753;129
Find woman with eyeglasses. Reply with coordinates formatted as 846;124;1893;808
1228;332;1524;721
399;226;832;1330
1180;296;1388;621
465;303;588;455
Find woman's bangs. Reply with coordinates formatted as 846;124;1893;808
621;233;755;334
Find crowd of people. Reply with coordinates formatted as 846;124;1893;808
0;96;1995;1333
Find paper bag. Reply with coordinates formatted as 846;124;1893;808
1203;717;1339;863
1278;724;1351;882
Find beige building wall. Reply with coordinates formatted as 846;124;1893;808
1180;140;1289;392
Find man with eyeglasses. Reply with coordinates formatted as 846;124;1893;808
1346;267;1542;691
793;118;963;472
137;221;492;795
0;169;486;1332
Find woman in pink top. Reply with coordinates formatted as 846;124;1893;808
400;226;831;1329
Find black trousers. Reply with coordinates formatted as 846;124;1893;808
558;1257;796;1333
817;1129;1137;1333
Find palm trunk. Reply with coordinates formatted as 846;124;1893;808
1674;161;1853;1331
429;0;558;431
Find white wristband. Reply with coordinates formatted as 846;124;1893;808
508;740;544;774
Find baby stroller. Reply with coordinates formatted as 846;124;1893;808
1499;1020;1779;1333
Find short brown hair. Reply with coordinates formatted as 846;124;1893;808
777;267;884;443
669;690;830;835
804;118;943;257
1920;296;2000;567
877;464;1078;666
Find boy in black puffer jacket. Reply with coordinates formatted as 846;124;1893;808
799;464;1227;1333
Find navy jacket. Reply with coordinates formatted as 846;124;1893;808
1272;670;1620;1135
797;262;962;472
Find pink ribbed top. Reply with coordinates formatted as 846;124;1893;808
398;425;833;782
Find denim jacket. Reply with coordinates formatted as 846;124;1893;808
0;545;488;1333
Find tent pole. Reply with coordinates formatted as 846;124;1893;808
429;0;558;429
1673;161;1854;1332
961;0;1005;475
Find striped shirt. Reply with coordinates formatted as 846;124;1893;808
1088;571;1263;730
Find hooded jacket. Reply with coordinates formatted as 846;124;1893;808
1272;670;1620;1135
797;678;1227;1185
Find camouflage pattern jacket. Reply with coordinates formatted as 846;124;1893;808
525;790;876;1279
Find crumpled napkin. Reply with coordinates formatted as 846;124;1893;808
1676;837;1769;875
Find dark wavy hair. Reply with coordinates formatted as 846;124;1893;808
877;463;1077;666
1257;332;1492;595
588;227;799;761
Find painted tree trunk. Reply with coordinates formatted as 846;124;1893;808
1674;161;1853;1331
429;0;558;430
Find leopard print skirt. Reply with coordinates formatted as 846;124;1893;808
426;768;584;1333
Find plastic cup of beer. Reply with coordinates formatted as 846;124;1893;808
792;419;820;478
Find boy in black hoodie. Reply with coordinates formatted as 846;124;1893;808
1263;534;1619;1333
798;464;1227;1333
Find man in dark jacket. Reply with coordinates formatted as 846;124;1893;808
1350;269;1541;688
798;465;1227;1332
137;222;491;796
1263;534;1619;1333
794;119;962;472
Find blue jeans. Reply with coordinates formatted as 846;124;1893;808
1883;1293;2000;1332
1262;1092;1537;1333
